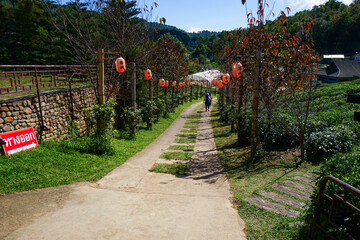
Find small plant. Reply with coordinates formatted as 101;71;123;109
120;107;141;138
139;100;157;129
66;115;80;140
82;98;117;155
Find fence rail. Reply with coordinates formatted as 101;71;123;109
310;175;360;239
0;65;97;97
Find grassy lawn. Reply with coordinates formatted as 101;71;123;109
176;133;197;139
159;152;192;161
149;163;189;175
173;138;196;144
0;99;201;194
167;145;194;151
211;105;320;239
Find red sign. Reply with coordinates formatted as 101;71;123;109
0;128;39;156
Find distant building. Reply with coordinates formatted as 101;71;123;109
316;59;360;83
323;54;345;59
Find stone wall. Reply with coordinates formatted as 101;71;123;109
0;85;99;140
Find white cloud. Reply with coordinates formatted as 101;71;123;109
187;27;211;33
285;0;353;11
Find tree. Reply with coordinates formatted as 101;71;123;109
225;0;318;161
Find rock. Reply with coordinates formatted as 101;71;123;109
1;106;9;112
4;117;13;123
3;125;12;132
24;107;32;114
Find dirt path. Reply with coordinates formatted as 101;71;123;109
0;102;246;240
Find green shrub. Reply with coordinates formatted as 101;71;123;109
304;151;360;239
306;125;356;162
262;123;298;151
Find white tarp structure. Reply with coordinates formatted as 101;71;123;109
186;69;221;84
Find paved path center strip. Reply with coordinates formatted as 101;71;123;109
4;102;247;240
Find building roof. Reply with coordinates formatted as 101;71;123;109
316;60;360;80
323;54;345;59
186;69;221;83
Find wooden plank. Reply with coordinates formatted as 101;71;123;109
258;190;306;209
244;196;300;218
271;184;311;201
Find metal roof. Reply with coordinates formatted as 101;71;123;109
186;69;221;83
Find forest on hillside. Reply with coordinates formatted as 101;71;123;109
0;0;359;68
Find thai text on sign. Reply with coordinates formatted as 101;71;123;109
0;127;39;156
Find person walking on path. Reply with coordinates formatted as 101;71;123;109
204;91;212;111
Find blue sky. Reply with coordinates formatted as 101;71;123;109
140;0;353;32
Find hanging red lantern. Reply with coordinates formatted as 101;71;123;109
218;80;224;89
190;82;193;86
232;62;243;78
204;82;207;86
211;79;217;87
144;69;152;80
182;82;185;87
115;57;126;73
222;73;230;84
195;82;198;86
200;82;203;86
159;78;166;87
165;80;169;88
172;81;177;87
178;82;182;88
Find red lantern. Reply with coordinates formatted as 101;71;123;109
144;69;152;80
178;82;182;88
172;81;177;87
204;82;207;86
190;82;193;86
232;62;243;78
182;82;185;87
211;79;217;87
159;78;166;87
218;80;224;89
115;57;126;73
200;82;203;86
222;73;230;84
195;82;198;86
165;80;169;88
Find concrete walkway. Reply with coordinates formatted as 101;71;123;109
4;102;246;240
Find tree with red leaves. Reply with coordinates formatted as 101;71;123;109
225;0;319;161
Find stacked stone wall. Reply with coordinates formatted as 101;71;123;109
0;85;101;140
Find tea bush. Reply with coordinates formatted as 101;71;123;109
306;125;356;162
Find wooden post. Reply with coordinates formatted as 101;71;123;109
230;83;235;132
250;51;261;160
148;78;153;129
131;62;136;135
98;49;105;105
237;79;243;143
190;84;193;102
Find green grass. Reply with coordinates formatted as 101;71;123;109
183;125;198;129
174;138;196;144
159;152;192;161
167;145;194;151
149;163;189;175
181;129;197;133
185;120;200;124
177;134;197;139
0;99;201;194
211;105;319;239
